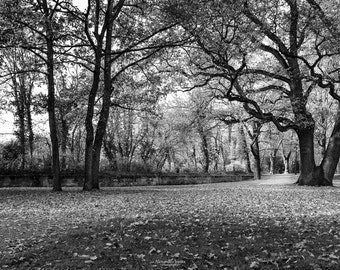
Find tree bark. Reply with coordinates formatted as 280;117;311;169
269;154;274;175
83;0;104;191
60;117;68;170
269;149;278;175
83;62;100;191
213;134;219;171
46;40;61;191
42;0;61;191
25;82;34;166
295;124;336;186
251;138;261;180
318;110;340;185
92;95;113;188
248;121;261;179
198;127;210;173
103;137;118;170
239;124;252;173
193;146;198;171
83;0;126;190
294;146;300;174
90;1;114;189
296;127;318;185
12;76;26;171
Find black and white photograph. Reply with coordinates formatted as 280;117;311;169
0;0;340;269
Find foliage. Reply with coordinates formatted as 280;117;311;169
1;178;340;269
0;135;56;173
0;140;21;171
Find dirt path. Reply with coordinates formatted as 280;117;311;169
252;173;340;186
254;174;298;185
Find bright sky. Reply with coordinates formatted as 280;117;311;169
0;112;14;133
0;111;15;142
73;0;87;11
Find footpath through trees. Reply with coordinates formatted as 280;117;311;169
252;173;340;186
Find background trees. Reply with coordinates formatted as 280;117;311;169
1;0;340;188
0;47;37;170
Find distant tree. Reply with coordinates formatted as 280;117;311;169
238;124;252;173
261;125;283;175
215;101;254;173
138;116;159;171
0;47;38;170
280;130;298;174
54;65;87;170
244;120;262;179
189;91;214;173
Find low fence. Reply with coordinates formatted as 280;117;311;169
0;172;254;188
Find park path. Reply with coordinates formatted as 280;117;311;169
254;174;298;185
252;173;340;186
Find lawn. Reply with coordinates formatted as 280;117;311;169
1;178;340;269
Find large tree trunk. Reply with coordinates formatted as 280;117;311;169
43;1;61;191
83;66;100;191
83;0;126;190
83;55;101;191
296;128;316;185
295;126;333;186
92;102;112;188
318;110;340;185
90;3;114;190
92;92;114;188
296;124;335;186
83;0;104;191
46;41;61;191
294;107;338;187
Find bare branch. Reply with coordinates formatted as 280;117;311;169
242;69;290;83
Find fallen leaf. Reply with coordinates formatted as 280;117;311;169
250;261;260;269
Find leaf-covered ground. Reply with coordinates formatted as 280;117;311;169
1;175;340;269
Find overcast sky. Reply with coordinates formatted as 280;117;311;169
73;0;87;11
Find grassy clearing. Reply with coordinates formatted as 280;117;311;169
1;180;340;269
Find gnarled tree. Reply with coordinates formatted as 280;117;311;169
166;0;340;186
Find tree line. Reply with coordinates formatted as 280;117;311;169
0;0;339;190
